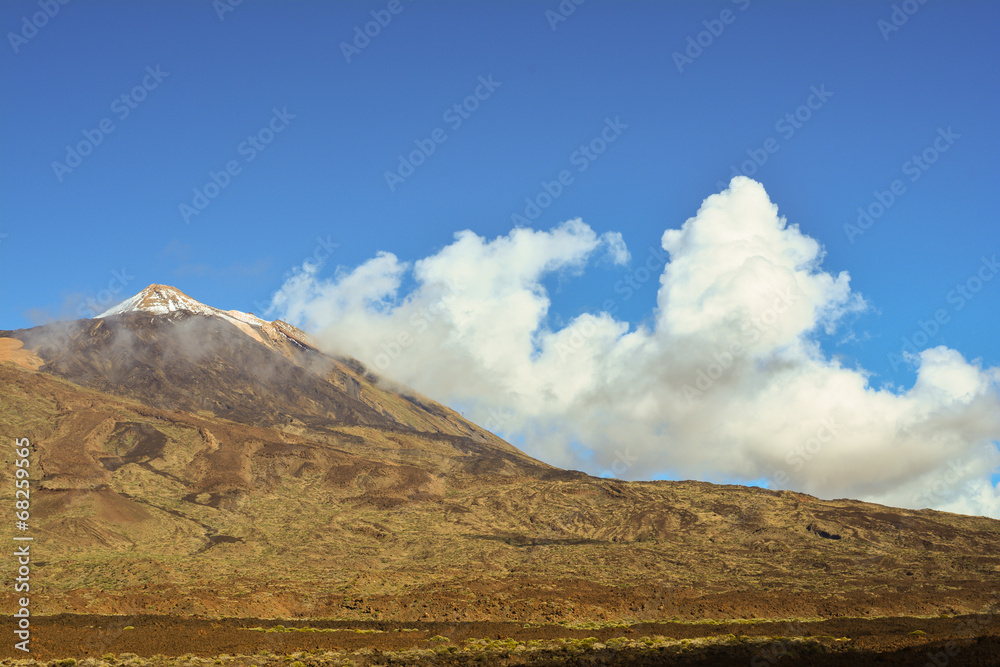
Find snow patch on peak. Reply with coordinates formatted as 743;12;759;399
224;310;268;326
97;284;216;318
95;283;318;354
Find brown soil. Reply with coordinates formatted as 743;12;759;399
0;337;43;370
2;614;999;665
3;316;1000;665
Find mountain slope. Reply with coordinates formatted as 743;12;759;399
1;284;999;624
1;361;999;622
2;284;544;476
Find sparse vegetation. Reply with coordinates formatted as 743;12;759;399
2;359;999;627
2;320;1000;665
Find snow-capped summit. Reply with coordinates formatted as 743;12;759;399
97;284;314;353
97;284;219;318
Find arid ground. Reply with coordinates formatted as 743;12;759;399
3;309;999;665
1;613;999;665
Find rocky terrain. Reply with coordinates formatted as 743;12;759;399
1;285;998;665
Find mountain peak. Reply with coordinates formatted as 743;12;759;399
96;283;315;352
97;284;214;318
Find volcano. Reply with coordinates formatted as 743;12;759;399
1;284;999;660
4;284;546;475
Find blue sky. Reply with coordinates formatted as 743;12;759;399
2;0;999;513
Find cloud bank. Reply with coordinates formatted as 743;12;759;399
269;177;1000;518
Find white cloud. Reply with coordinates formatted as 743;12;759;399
268;177;1000;518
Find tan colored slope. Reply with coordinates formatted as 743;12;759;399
0;337;43;370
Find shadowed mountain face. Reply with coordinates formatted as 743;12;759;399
9;313;386;426
1;284;999;624
11;313;433;429
1;284;544;477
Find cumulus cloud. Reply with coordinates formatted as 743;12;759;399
268;177;1000;518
